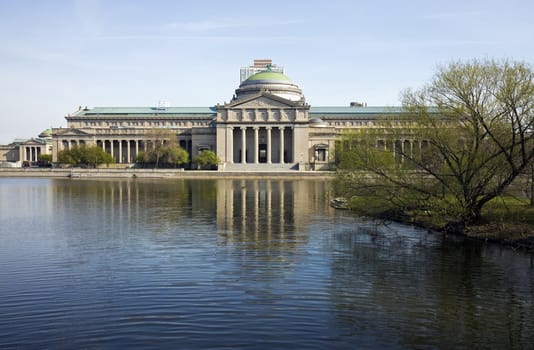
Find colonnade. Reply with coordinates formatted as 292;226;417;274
335;138;431;167
97;139;191;164
390;139;429;162
59;138;188;164
373;138;431;164
231;126;293;164
97;139;142;164
23;146;42;161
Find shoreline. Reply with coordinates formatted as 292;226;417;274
402;215;534;253
0;168;335;179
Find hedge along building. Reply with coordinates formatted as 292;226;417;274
51;65;410;170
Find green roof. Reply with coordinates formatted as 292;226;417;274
73;106;217;116
246;71;291;82
69;105;437;118
310;106;405;114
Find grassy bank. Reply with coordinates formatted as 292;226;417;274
465;197;534;250
346;195;534;251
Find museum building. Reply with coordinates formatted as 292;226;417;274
2;61;410;170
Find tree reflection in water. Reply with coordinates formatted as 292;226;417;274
328;223;534;349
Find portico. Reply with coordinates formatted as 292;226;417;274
215;70;310;170
229;126;293;164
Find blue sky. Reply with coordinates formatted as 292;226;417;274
1;0;533;143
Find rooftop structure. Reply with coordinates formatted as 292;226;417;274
239;59;285;83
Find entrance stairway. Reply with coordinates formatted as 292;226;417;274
221;163;299;172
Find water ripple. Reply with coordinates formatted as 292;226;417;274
0;179;533;349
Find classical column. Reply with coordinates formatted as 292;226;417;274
241;127;247;164
127;141;131;164
266;127;272;164
228;127;234;164
253;127;259;164
288;127;293;163
279;127;285;164
110;140;114;159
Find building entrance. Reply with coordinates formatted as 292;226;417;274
258;144;267;163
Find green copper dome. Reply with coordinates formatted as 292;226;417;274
39;128;53;138
235;69;304;102
245;71;292;82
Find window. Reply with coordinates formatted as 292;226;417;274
315;144;328;162
317;149;326;161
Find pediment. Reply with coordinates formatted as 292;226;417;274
222;92;305;109
233;96;294;109
54;128;91;136
18;139;47;145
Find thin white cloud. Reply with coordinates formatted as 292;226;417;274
164;18;308;32
166;20;245;31
84;17;310;43
96;34;314;42
418;10;484;21
0;39;129;72
359;38;493;50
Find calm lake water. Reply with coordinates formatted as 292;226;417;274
0;178;533;349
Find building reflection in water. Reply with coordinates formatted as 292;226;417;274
215;179;332;251
48;178;333;248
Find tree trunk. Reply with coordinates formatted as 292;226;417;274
530;169;533;207
530;162;534;207
463;202;483;226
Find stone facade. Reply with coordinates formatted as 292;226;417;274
1;66;420;170
215;92;310;170
0;136;52;167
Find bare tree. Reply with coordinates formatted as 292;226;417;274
336;59;534;226
140;128;189;168
143;128;175;168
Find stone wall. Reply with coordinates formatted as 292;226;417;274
0;168;334;179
